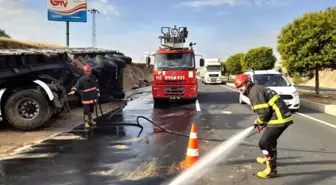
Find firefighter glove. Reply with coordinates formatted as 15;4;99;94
68;91;75;95
253;120;261;133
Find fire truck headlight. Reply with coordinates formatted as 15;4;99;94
188;71;193;78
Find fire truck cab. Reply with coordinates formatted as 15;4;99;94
145;25;204;104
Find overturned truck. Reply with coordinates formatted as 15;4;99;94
0;48;132;130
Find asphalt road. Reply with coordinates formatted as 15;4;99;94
0;84;335;185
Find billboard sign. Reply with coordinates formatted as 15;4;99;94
48;0;87;22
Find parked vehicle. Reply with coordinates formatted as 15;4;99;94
239;70;300;111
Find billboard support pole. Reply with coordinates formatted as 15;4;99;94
66;21;69;47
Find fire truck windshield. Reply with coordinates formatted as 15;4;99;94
155;53;195;70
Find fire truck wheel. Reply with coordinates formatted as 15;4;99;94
190;98;197;103
4;89;53;130
153;98;168;107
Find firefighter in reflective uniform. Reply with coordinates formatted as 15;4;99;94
68;65;100;130
234;74;293;178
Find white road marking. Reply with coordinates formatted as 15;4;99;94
195;99;201;111
221;111;232;114
220;85;239;92
295;112;336;129
220;85;336;129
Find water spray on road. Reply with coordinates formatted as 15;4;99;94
165;126;255;185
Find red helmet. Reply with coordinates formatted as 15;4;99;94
83;65;92;73
234;74;250;88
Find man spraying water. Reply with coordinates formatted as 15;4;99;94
233;74;293;178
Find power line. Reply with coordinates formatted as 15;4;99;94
88;9;99;47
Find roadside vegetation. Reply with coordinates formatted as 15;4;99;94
221;6;336;96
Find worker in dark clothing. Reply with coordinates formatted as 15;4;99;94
68;65;100;130
233;74;293;179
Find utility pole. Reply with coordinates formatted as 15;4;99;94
88;9;99;47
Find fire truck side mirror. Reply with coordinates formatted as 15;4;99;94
146;56;151;68
200;59;204;66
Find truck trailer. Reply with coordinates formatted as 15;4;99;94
200;58;223;84
0;48;132;130
145;25;204;104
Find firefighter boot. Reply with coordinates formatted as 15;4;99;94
256;157;278;179
88;113;96;125
256;148;277;164
256;157;266;164
88;113;97;129
84;115;90;130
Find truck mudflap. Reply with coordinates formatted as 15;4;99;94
34;79;70;113
0;88;6;118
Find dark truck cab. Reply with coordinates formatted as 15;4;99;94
0;48;131;130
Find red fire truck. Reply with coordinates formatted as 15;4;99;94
145;25;204;104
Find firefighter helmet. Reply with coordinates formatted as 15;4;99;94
83;65;92;73
234;74;251;88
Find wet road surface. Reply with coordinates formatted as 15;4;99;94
0;84;336;185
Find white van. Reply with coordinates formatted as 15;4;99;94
239;70;300;111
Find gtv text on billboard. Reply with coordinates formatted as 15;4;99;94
48;0;87;22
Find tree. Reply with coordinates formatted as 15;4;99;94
241;46;277;72
277;6;336;95
225;53;244;75
220;62;226;76
0;29;10;38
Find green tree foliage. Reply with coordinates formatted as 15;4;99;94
0;29;10;38
277;6;336;95
220;62;226;76
241;46;277;71
225;53;244;75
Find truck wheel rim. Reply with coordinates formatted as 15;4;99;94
18;99;40;120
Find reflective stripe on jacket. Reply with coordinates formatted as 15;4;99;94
247;84;293;127
73;75;100;105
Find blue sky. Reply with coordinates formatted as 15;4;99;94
0;0;335;63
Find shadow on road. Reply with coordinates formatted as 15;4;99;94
282;169;336;185
222;156;302;166
238;142;336;155
198;91;240;105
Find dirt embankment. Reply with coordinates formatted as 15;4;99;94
302;69;336;88
123;63;154;91
0;37;63;49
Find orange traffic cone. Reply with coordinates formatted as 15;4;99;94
180;122;199;169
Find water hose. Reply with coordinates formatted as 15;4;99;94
136;116;266;142
93;91;266;141
91;91;153;135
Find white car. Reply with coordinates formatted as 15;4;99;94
239;70;300;111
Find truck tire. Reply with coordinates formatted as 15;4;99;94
4;89;52;130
